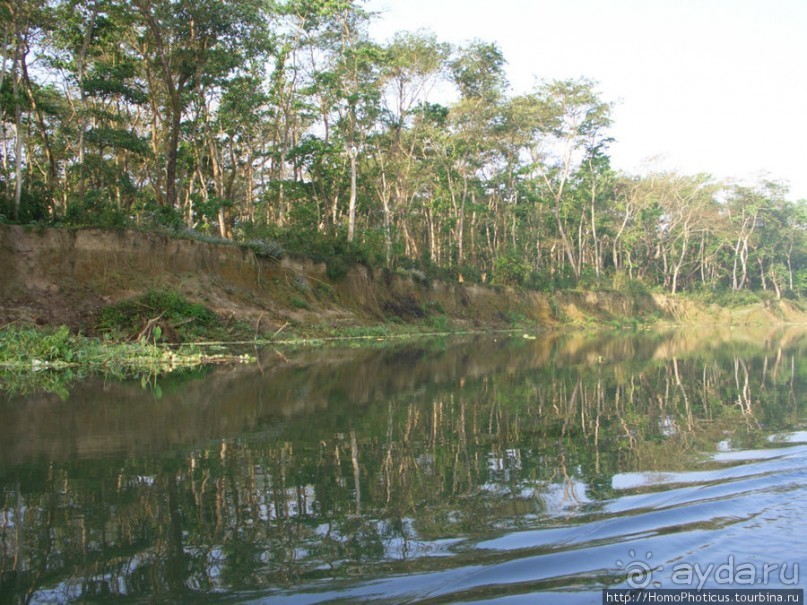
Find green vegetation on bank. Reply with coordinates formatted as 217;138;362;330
0;281;501;395
0;324;252;396
0;320;503;396
1;276;802;397
98;290;226;342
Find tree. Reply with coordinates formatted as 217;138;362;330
750;181;802;298
369;31;449;266
285;0;383;242
526;78;612;281
445;40;507;266
646;172;717;294
725;184;765;291
3;0;52;219
131;0;272;212
52;0;149;216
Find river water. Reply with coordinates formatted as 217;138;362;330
1;327;806;603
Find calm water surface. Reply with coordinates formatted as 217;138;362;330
1;327;807;603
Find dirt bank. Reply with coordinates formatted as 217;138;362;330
0;225;801;334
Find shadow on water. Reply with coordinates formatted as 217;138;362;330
1;325;806;603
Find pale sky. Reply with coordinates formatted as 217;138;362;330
365;0;807;201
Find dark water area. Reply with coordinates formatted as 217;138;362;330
1;327;806;603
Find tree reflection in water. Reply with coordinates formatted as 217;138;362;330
0;327;804;602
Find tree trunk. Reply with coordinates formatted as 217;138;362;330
21;56;57;209
758;257;767;291
457;175;468;265
590;175;600;277
11;34;23;220
671;237;688;294
347;145;358;242
732;236;742;290
381;187;392;267
787;242;794;291
770;261;782;299
165;95;182;209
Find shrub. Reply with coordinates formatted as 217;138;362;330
525;266;578;292
290;296;309;309
97;291;219;341
238;224;379;280
491;255;531;287
457;264;482;284
243;238;285;260
62;190;129;228
689;287;765;308
611;272;651;296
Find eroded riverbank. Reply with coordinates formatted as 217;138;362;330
2;225;803;339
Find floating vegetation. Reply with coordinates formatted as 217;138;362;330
0;325;253;396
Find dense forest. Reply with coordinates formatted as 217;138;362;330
2;0;805;296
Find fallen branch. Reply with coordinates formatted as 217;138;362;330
272;321;289;339
136;312;165;342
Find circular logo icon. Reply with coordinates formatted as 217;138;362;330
616;550;662;589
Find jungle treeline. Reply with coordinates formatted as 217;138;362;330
2;0;805;295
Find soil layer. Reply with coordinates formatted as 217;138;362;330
0;225;802;335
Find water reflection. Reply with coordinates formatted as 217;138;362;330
0;326;805;603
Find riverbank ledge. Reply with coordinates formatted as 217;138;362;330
0;225;803;338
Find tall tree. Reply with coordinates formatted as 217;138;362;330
649;172;716;294
287;0;381;242
131;0;272;212
3;0;51;218
445;40;507;265
527;78;612;281
370;31;448;266
725;184;765;291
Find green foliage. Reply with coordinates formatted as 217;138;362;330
491;255;531;287
1;187;52;223
794;268;807;296
290;296;309;309
610;272;651;297
523;266;579;292
607;317;641;331
242;223;381;280
84;127;150;156
97;291;219;341
426;314;450;331
548;293;564;320
0;325;77;365
243;238;285;260
191;196;233;227
0;324;251;395
505;311;527;326
137;202;186;231
457;264;482;284
688;287;770;309
450;41;508;100
62;190;129;228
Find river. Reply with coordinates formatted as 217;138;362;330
0;326;806;603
